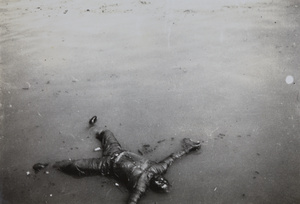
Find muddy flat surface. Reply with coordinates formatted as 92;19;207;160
1;0;300;203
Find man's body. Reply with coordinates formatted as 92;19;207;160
53;130;201;204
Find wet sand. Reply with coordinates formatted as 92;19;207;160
1;0;300;203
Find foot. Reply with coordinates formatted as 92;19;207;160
32;163;49;173
181;138;201;153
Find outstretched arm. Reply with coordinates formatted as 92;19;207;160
149;138;201;175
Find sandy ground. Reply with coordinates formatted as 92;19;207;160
1;0;300;203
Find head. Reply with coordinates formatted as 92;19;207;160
150;175;171;193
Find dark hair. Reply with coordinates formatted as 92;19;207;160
149;175;171;193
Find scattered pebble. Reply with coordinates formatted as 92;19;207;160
115;183;119;187
138;149;143;155
50;194;53;197
214;187;217;191
218;134;225;139
157;139;166;144
94;147;101;152
45;171;49;175
22;82;31;90
63;10;68;14
26;171;30;176
71;76;79;82
138;144;157;155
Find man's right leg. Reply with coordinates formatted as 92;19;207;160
53;158;111;177
96;130;123;156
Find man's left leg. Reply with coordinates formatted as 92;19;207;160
96;130;123;156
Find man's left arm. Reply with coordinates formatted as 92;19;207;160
127;172;153;204
149;138;201;175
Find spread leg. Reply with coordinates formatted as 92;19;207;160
96;130;123;156
53;158;111;177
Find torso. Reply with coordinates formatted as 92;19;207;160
112;151;151;189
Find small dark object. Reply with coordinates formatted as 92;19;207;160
140;144;156;154
33;163;49;173
157;139;165;144
89;116;97;125
138;150;143;155
217;134;225;139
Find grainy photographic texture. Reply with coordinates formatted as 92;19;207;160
1;0;300;203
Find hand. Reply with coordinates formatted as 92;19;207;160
181;138;201;153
